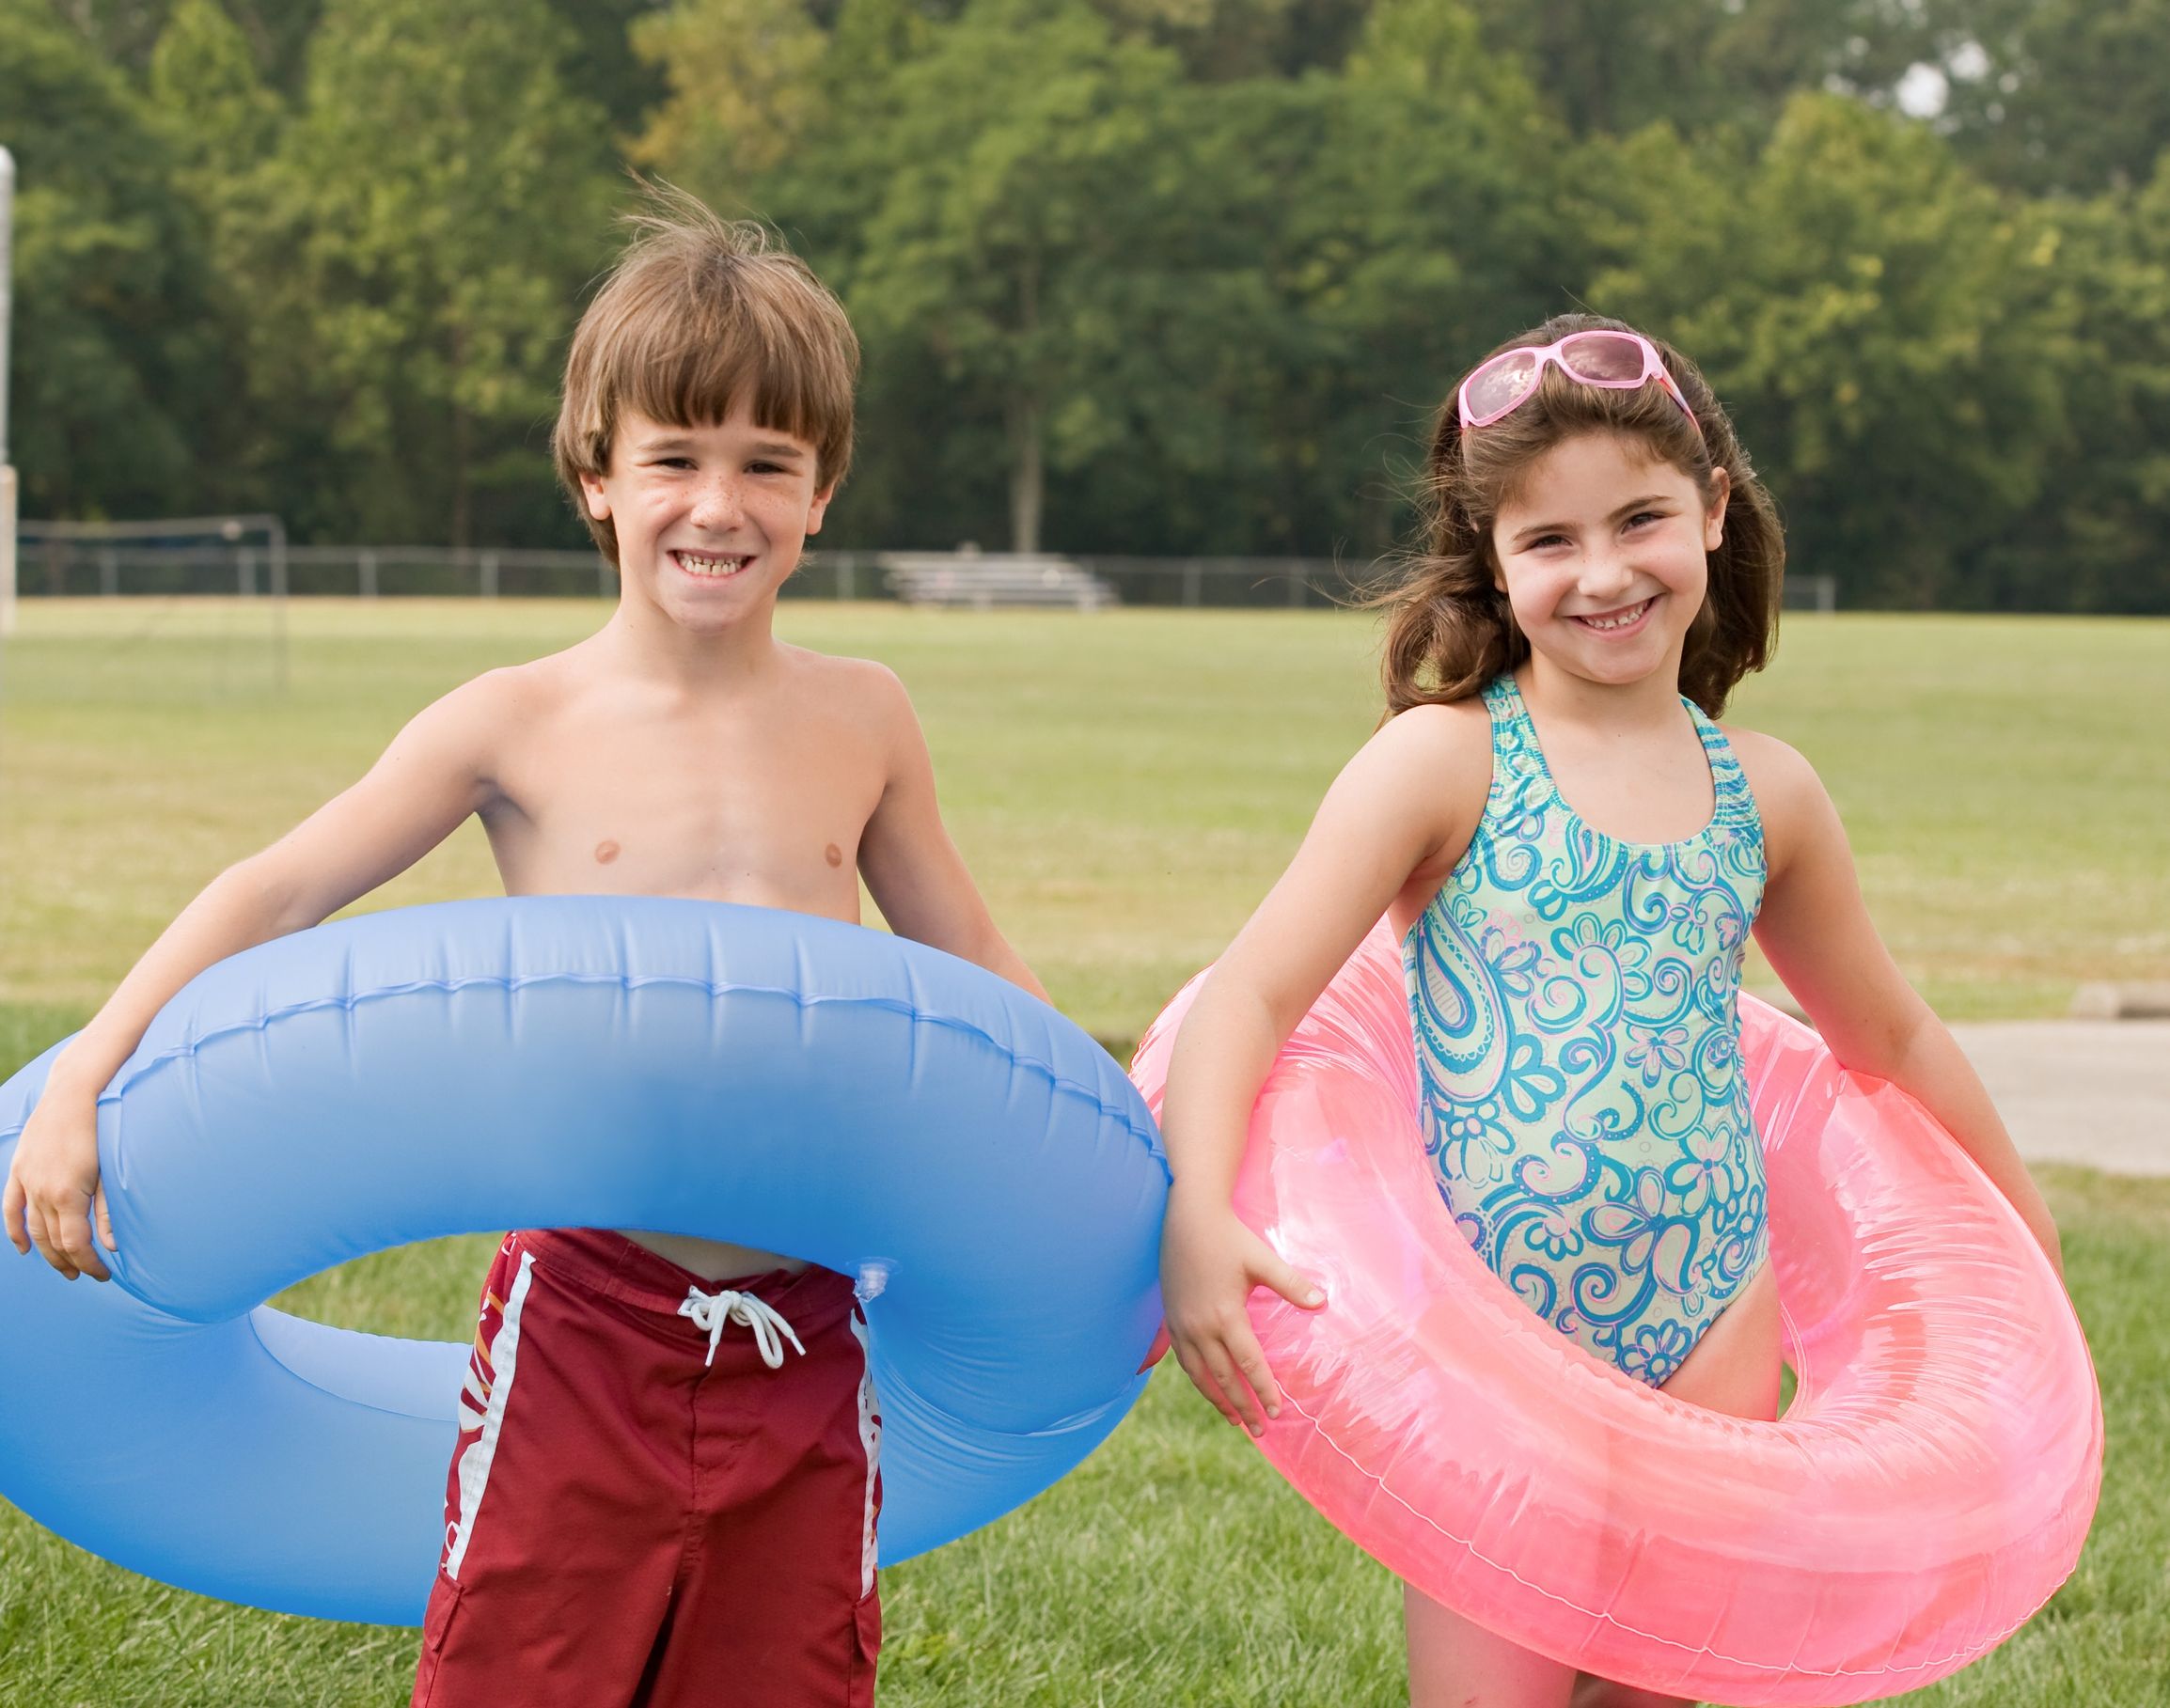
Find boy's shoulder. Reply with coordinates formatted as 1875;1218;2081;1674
459;637;919;758
777;643;920;729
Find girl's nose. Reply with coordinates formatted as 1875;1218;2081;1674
1578;551;1637;598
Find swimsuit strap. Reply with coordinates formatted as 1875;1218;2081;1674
1477;674;1557;820
1687;699;1763;836
1479;673;1762;848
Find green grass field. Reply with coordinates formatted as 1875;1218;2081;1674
1;600;2165;1705
3;600;2166;1035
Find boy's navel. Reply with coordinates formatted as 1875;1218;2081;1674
825;843;843;868
594;840;621;865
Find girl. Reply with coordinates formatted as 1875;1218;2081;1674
1156;313;2063;1708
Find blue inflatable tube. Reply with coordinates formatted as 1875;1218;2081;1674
0;899;1168;1623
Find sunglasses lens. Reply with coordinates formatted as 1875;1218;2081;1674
1560;332;1649;384
1464;351;1538;422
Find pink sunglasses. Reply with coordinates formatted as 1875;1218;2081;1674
1457;329;1702;437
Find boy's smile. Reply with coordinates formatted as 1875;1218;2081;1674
580;404;835;632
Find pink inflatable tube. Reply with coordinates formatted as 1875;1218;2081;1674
1130;925;2100;1705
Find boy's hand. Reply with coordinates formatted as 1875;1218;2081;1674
1160;1189;1324;1436
3;1082;117;1281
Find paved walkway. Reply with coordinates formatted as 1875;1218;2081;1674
1951;1021;2170;1176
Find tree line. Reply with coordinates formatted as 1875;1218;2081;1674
5;0;2168;610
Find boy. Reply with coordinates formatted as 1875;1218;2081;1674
3;195;1043;1706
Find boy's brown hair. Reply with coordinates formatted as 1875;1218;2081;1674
1377;313;1785;718
553;185;860;565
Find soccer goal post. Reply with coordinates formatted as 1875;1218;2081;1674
14;514;291;691
3;145;17;640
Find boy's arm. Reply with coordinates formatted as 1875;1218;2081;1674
854;668;1047;1002
1741;731;2062;1277
3;675;510;1279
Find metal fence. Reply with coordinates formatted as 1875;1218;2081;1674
7;541;1839;612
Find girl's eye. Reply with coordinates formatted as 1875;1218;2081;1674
1626;510;1664;529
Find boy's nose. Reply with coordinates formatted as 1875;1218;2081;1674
689;476;746;528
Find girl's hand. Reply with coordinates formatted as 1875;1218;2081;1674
3;1080;116;1281
1161;1188;1325;1435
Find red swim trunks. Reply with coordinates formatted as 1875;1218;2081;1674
411;1228;882;1708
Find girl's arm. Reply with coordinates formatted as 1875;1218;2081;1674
1162;701;1490;1432
1740;732;2062;1276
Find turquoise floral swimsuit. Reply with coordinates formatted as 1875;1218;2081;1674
1402;675;1769;1387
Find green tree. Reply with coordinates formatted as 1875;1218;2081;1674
139;0;293;516
840;0;1199;551
1586;94;2069;605
1294;0;1582;555
1929;0;2170;196
632;0;829;193
1970;168;2170;610
1460;0;1937;138
259;0;620;544
0;0;223;521
148;0;281;187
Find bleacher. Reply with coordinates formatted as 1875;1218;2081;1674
878;552;1118;611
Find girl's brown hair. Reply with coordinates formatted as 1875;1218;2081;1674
1377;313;1784;717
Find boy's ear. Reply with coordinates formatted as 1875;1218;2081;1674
805;481;839;537
579;467;612;522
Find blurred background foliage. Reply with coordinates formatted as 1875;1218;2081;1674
5;0;2169;607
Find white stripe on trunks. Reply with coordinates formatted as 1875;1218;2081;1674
443;1248;537;1583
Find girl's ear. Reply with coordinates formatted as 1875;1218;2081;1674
1704;467;1732;552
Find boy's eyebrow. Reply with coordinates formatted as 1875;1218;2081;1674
629;432;810;461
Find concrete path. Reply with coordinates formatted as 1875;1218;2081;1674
1950;1021;2170;1176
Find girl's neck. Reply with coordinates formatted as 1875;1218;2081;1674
1517;650;1688;736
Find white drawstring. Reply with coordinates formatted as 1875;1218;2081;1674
677;1286;807;1370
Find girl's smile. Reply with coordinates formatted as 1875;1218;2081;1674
1564;595;1659;635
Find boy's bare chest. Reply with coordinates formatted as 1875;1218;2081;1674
483;713;887;918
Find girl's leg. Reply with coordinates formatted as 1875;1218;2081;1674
1405;1269;1783;1708
1407;1584;1574;1708
1572;1265;1784;1708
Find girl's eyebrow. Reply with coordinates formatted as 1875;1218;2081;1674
1506;494;1674;547
1506;515;1576;546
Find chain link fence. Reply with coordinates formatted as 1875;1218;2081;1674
7;541;1838;612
